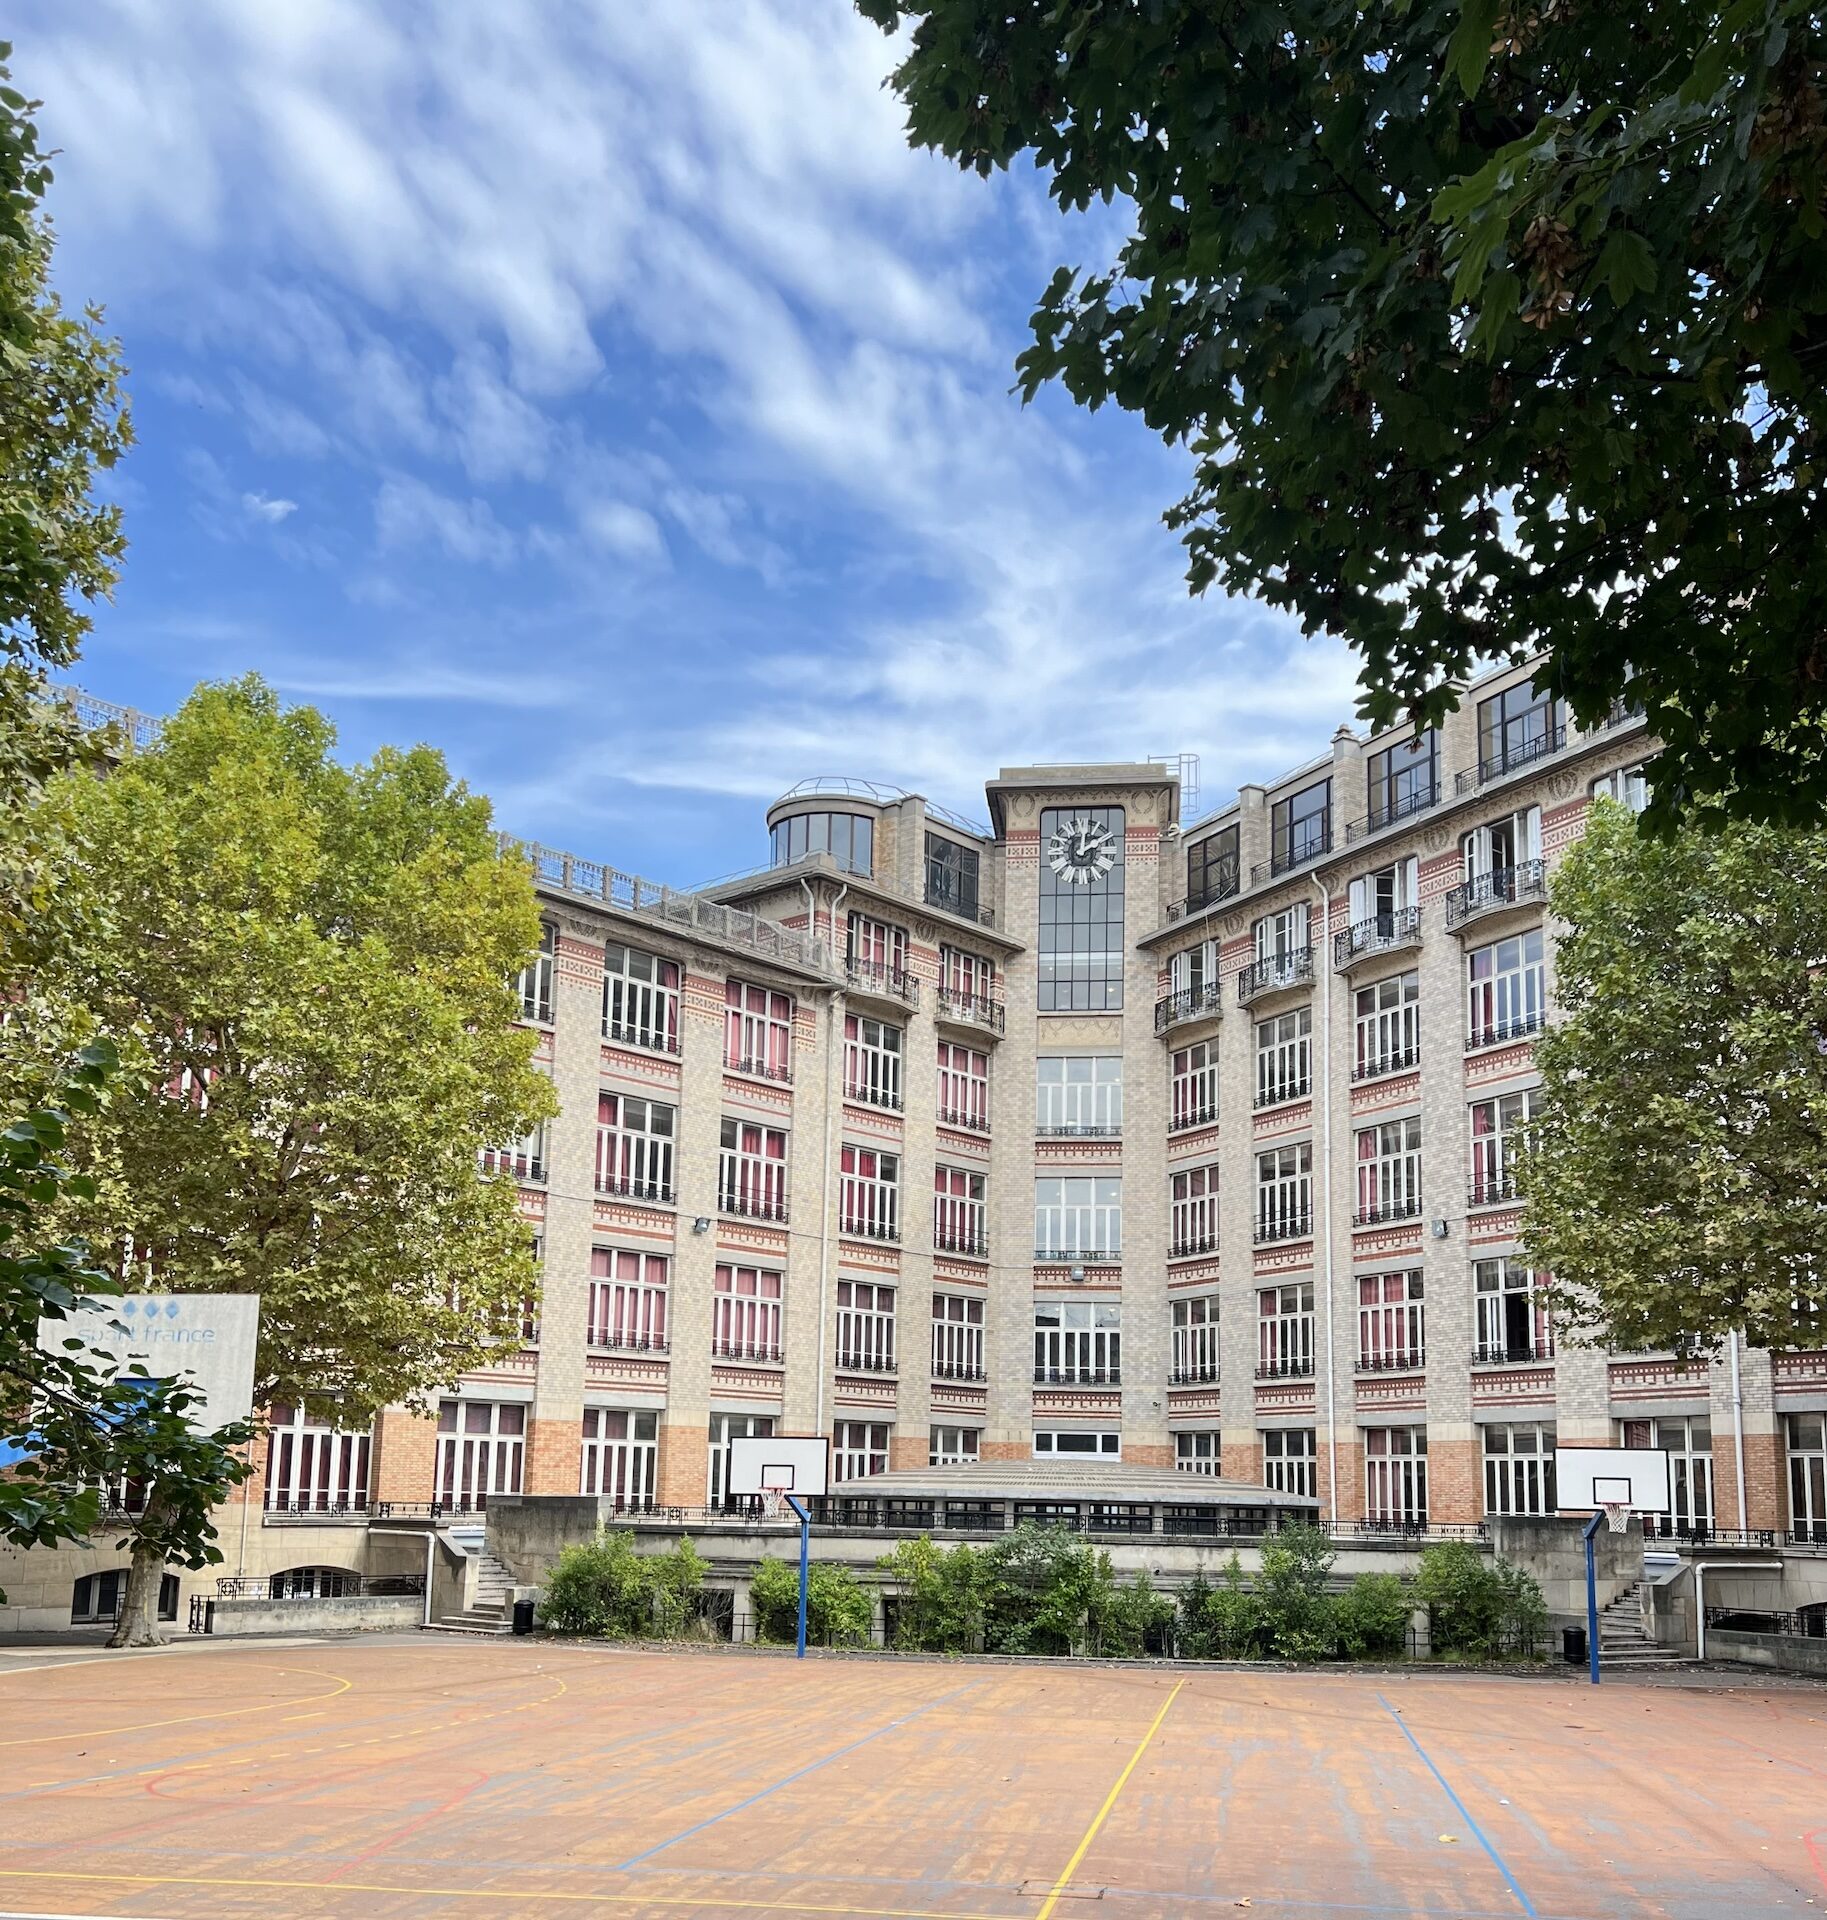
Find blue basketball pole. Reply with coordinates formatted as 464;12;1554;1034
1583;1511;1603;1686
786;1494;810;1659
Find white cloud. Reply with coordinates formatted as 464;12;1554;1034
578;500;666;564
242;490;299;524
373;475;515;566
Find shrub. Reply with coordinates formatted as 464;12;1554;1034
1414;1542;1547;1657
1090;1570;1174;1658
1255;1524;1336;1660
981;1523;1111;1656
1333;1572;1412;1659
1175;1571;1215;1659
645;1536;707;1638
1199;1553;1265;1659
751;1555;876;1647
538;1530;654;1637
879;1534;984;1652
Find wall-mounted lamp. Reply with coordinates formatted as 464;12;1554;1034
1430;1218;1449;1240
693;1217;712;1235
1069;1264;1086;1283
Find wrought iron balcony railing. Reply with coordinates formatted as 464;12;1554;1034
1467;1011;1545;1050
1254;1356;1316;1380
937;1105;991;1134
1468;1174;1519;1207
711;1339;783;1363
846;961;920;1008
933;1226;989;1257
1357;1348;1425;1372
936;990;1005;1035
1352;1045;1421;1082
1168;1101;1219;1134
1168;1232;1219;1258
1237;946;1314;1004
596;1174;677;1205
726;1052;793;1085
840;1213;900;1243
1333;906;1422;968
604;1018;681;1055
1351;1195;1423;1228
930;1359;987;1382
835;1349;897;1374
1253;1212;1313;1245
1254;1078;1311;1110
1034;1247;1120;1264
1170;1363;1220;1386
718;1189;788;1223
843;1080;904;1113
1446;860;1548;930
1473;1340;1555;1366
1454;721;1568;794
1033;1366;1122;1387
1343;782;1438;843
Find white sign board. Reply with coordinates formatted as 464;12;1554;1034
1555;1446;1670;1514
39;1294;260;1430
730;1434;829;1497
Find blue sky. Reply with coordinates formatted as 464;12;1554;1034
16;1;1358;884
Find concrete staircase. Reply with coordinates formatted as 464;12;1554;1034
1598;1583;1673;1666
434;1548;516;1635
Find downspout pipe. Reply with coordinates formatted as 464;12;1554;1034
807;878;846;1439
1728;1329;1748;1533
1311;872;1339;1524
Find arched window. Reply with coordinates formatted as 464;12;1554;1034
71;1570;178;1624
269;1566;353;1600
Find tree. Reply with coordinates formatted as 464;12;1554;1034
879;1532;984;1651
1518;800;1827;1352
1332;1573;1413;1659
1413;1541;1546;1656
538;1532;706;1638
751;1555;875;1646
4;677;557;1642
859;1;1827;831
1253;1524;1336;1660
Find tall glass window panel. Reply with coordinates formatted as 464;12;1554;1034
1366;731;1438;828
925;834;981;918
1477;683;1562;776
1038;805;1125;1011
1271;779;1332;872
1186;825;1239;909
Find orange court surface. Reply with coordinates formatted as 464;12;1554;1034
0;1634;1822;1920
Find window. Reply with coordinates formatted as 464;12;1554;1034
264;1402;371;1515
708;1412;775;1509
480;1116;546;1184
934;1165;986;1255
833;1420;890;1482
1353;1116;1422;1225
1344;856;1419;954
1170;1040;1218;1131
1251;902;1311;989
926;834;981;918
718;1118;788;1221
1787;1414;1827;1544
1034;1301;1122;1383
725;979;793;1080
836;1278;896;1371
436;1400;525;1509
770;809;873;875
1258;1282;1315;1377
1171;1294;1220;1383
1483;1421;1557;1515
1477;681;1562;778
937;1041;990;1131
1474;1258;1552;1363
1271;778;1332;873
712;1263;783;1361
1621;1416;1712;1539
516;923;554;1023
940;945;997;1009
1035;1429;1121;1458
1170;1164;1218;1255
269;1567;353;1600
1354;970;1420;1079
1359;1270;1425;1370
1175;1431;1221;1475
1263;1428;1316;1499
72;1570;177;1625
840;1144;900;1240
1469;1089;1538;1203
932;1292;985;1380
1255;1143;1313;1243
1462;804;1541;882
1035;1175;1122;1259
520;1234;543;1345
843;1013;904;1110
930;1424;981;1466
1038;804;1125;1011
1186;825;1239;909
1467;928;1545;1046
1365;1428;1428;1528
587;1248;669;1351
1168;937;1219;1000
581;1409;657;1509
596;1093;676;1201
1255;1008;1312;1108
603;942;680;1053
1036;1055;1123;1134
847;912;911;993
1366;731;1437;829
1592;766;1650;814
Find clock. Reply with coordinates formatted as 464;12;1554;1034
1046;814;1118;886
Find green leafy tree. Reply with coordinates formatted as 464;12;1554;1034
1518;802;1827;1352
981;1523;1113;1656
1201;1554;1265;1660
879;1533;984;1651
1412;1540;1543;1656
4;677;556;1643
1174;1569;1215;1659
1254;1524;1337;1660
538;1532;706;1638
1089;1569;1174;1658
0;1042;254;1603
751;1555;875;1647
860;1;1827;830
1332;1573;1414;1659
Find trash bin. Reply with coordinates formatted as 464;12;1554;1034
1562;1624;1587;1666
512;1597;536;1636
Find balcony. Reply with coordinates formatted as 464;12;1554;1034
596;1173;677;1205
1351;1196;1423;1228
588;1334;670;1355
1343;783;1438;844
1254;1356;1315;1380
1351;1045;1420;1083
712;1339;783;1364
931;1359;986;1382
1467;1011;1544;1051
1237;947;1314;1007
1454;722;1568;794
1445;860;1548;931
1169;1232;1218;1258
1169;1100;1219;1134
1034;1247;1120;1265
1253;1212;1313;1245
937;1105;990;1134
1036;1123;1121;1140
604;1018;681;1056
847;961;920;1011
1253;1078;1310;1111
835;1349;897;1374
843;1080;904;1114
1170;1363;1220;1386
1251;828;1332;886
1473;1340;1555;1366
1357;1348;1425;1372
934;1226;989;1258
1468;1174;1519;1208
1033;1366;1122;1387
719;1189;789;1224
937;990;1005;1037
840;1213;901;1244
1332;906;1422;971
1155;982;1224;1034
923;883;996;929
726;1052;792;1086
1164;866;1241;922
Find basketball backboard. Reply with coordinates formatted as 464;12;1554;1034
1554;1446;1670;1515
730;1434;829;1498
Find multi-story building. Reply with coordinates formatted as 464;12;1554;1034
8;662;1825;1632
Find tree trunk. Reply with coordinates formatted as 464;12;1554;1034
107;1489;174;1649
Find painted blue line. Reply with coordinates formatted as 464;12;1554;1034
1376;1693;1538;1919
613;1678;982;1871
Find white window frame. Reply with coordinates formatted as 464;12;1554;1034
603;942;680;1053
1483;1421;1557;1516
937;1040;990;1132
1034;1300;1122;1385
581;1408;658;1509
1175;1430;1221;1475
1469;1088;1539;1204
1169;1164;1218;1255
1262;1427;1316;1498
719;1117;789;1221
1168;937;1219;998
1034;1429;1121;1459
844;1012;904;1111
436;1399;525;1510
1353;1115;1423;1225
1255;1142;1313;1243
833;1419;891;1483
1345;856;1420;951
1787;1413;1827;1544
836;1277;896;1372
940;946;997;1005
1467;928;1546;1047
264;1403;371;1515
1035;1175;1122;1259
933;1164;987;1255
516;924;554;1024
840;1143;901;1240
480;1116;547;1184
1365;1427;1429;1529
1354;969;1420;1080
1474;1257;1553;1364
930;1424;981;1466
587;1248;669;1351
1254;1007;1312;1109
1170;1040;1218;1131
931;1291;986;1381
1621;1414;1714;1539
1462;803;1542;882
1358;1269;1425;1370
1036;1055;1123;1135
725;979;794;1081
1252;902;1311;984
1257;1282;1315;1378
596;1093;676;1202
1592;766;1649;814
1171;1294;1220;1384
712;1262;784;1362
847;912;911;996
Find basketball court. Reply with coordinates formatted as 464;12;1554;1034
0;1633;1821;1920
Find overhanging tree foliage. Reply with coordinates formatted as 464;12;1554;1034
859;0;1827;831
1519;800;1827;1351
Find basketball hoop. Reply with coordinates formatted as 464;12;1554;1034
759;1487;787;1522
1600;1500;1631;1534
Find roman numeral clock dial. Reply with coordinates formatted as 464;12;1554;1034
1045;815;1117;885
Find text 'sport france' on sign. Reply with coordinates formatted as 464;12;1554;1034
37;1294;260;1431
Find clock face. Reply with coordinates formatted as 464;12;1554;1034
1046;814;1118;886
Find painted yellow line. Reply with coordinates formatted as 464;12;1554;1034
1034;1679;1185;1920
0;1665;354;1748
0;1869;1011;1920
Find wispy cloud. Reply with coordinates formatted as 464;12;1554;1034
242;490;298;523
